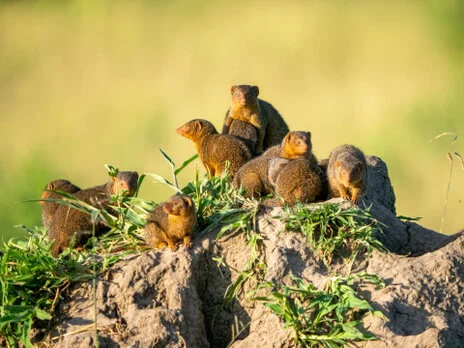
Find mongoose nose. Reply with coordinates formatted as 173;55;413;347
176;126;185;135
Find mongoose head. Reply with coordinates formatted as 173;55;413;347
231;85;259;107
281;131;312;160
163;194;196;216
40;179;78;204
109;171;139;196
268;158;290;187
176;119;218;141
336;160;365;186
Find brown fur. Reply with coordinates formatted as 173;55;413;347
222;85;289;153
40;179;81;229
177;119;251;178
274;157;328;206
233;131;314;198
318;158;329;173
327;144;367;204
144;194;197;251
227;119;259;156
48;171;139;257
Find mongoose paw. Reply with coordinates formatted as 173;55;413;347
169;244;178;251
184;241;192;248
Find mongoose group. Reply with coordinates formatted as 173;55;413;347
41;84;368;256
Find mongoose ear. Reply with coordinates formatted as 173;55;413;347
283;132;291;143
47;183;54;190
358;162;364;170
194;120;202;132
306;131;311;140
231;85;237;95
111;176;116;182
252;86;259;96
183;196;193;207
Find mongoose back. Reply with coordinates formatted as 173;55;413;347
40;179;81;229
227;119;259;156
177;119;251;178
327;144;367;204
233;131;313;198
144;194;197;251
222;85;289;153
48;171;139;256
274;157;328;206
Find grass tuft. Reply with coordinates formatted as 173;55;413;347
280;203;386;268
255;274;386;348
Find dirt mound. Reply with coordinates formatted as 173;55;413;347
38;201;463;347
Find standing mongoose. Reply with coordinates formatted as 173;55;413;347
274;157;328;206
40;179;81;229
177;119;251;179
227;119;259;157
144;194;197;251
327;144;367;204
233;131;314;198
48;171;139;257
222;85;289;153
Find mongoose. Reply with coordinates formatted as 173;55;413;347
177;119;251;179
144;194;197;251
40;179;81;229
48;171;139;257
233;131;313;198
274;157;328;206
222;85;289;153
327;144;367;204
227;119;259;156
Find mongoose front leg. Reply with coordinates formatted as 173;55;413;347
167;239;178;251
183;235;192;248
222;112;235;134
350;187;362;204
338;185;351;201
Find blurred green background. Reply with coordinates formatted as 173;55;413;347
1;0;463;239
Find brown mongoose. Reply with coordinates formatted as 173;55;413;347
177;119;251;178
144;194;197;251
48;171;139;257
227;119;259;156
40;179;81;229
327;144;367;204
233;131;313;198
222;85;289;153
274;157;328;206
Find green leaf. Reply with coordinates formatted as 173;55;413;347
159;148;175;167
175;154;199;175
35;308;52;320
